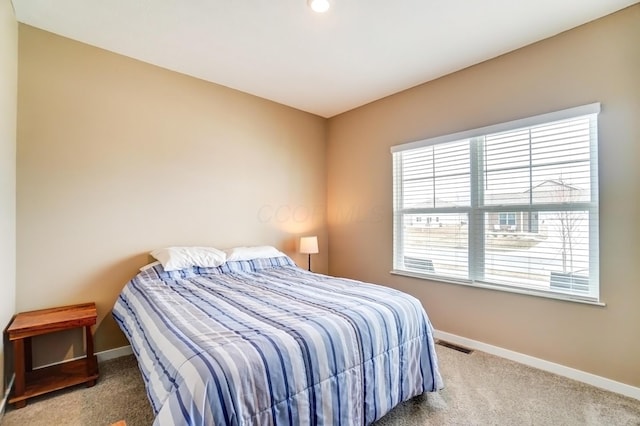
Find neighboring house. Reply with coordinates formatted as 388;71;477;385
487;179;585;233
408;179;585;234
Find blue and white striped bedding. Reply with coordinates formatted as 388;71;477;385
113;256;443;425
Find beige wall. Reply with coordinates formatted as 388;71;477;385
327;5;640;387
17;25;327;366
0;0;18;403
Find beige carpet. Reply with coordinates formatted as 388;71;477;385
2;345;639;425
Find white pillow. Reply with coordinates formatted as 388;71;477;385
224;246;286;262
150;247;227;271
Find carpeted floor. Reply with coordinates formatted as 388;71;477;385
2;345;639;425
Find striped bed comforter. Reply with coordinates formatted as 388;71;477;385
112;256;443;425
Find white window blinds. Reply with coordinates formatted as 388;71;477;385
392;104;600;302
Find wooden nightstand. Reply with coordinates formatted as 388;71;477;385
7;302;99;408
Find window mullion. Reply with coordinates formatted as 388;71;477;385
393;153;404;269
469;137;484;281
588;114;599;297
431;147;436;208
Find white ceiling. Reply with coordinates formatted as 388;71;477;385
11;0;639;118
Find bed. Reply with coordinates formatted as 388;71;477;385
112;252;443;425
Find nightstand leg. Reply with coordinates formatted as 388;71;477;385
85;325;97;386
13;339;26;408
24;337;33;372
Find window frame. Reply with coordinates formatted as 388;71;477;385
391;103;602;305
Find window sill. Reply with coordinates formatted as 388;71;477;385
390;269;606;307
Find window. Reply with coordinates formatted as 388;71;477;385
498;213;516;227
391;104;600;302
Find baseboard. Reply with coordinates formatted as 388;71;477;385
0;374;15;419
434;330;640;401
96;345;132;362
34;345;133;371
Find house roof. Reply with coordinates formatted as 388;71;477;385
525;180;582;193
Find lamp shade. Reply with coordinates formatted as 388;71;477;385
300;236;319;254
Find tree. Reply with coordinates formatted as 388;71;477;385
549;177;583;273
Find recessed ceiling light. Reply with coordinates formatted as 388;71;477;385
308;0;330;13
